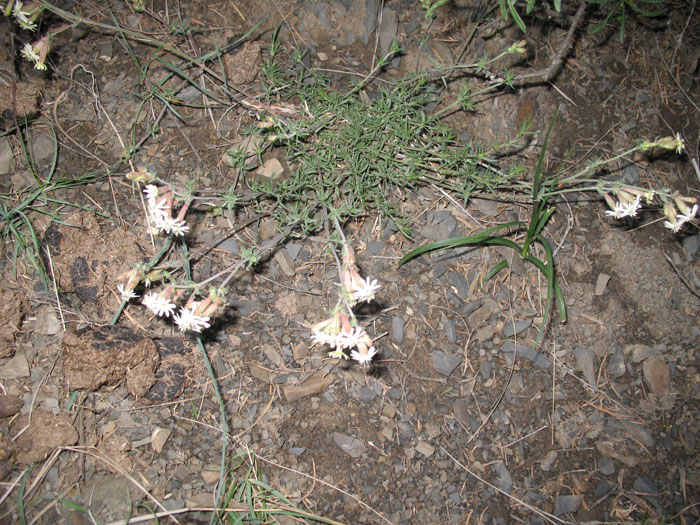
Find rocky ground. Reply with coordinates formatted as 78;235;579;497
1;1;699;524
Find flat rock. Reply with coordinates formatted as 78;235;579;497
598;456;615;476
471;198;501;217
431;351;461;376
594;273;611;295
627;343;662;363
492;461;513;494
392;316;405;343
606;346;626;377
447;270;470;298
0;353;30;379
541;450;558;472
273;249;296;277
284;370;334;402
333;432;365;458
151;427;171;454
574;347;597;386
415;440;434;457
642;355;671;398
378;8;398;59
499;341;549;369
503;319;532;338
0;136;14;174
553;494;583;516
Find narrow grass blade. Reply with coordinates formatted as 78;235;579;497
398;220;522;266
483;258;509;283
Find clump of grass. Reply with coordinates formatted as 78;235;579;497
399;113;567;346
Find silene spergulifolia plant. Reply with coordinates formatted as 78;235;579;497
116;167;383;367
601;135;698;232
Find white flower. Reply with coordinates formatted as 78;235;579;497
13;2;37;31
144;184;159;203
664;216;683;233
350;276;381;303
312;329;338;348
337;326;367;349
605;195;641;219
142;292;176;317
165;217;189;236
351;346;378;366
118;283;138;301
173;305;210;332
678;204;698;225
21;43;39;63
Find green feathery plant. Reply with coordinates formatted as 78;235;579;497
399;113;567;347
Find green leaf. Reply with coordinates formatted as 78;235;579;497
398;221;522;266
509;0;527;33
483;259;509;283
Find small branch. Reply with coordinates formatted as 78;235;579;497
511;2;587;86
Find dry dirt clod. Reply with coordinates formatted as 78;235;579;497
62;325;159;396
12;409;78;464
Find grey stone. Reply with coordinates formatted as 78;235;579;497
540;450;558;472
606;419;653;448
432;351;461;376
628;343;662;363
447;271;470;298
333;432;365;458
286;242;303;260
598;456;615;476
499;341;549;369
432;262;449;279
377;8;399;59
0;136;14;174
445;319;457;343
217;238;238;255
30;132;55;166
364;240;385;256
682;234;700;260
423;211;456;241
0;353;30;379
273;249;295;277
574;347;598;386
492;462;512;494
622;162;640;185
471;198;501;217
356;386;379;403
479;361;493;380
392;316;405;343
595;480;615;497
633;476;658;494
553;494;582;516
88;474;146;516
595;273;611;295
606;346;626;377
361;0;382;45
503;319;532;338
415;441;434;457
231;300;263;316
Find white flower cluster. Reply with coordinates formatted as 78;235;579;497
11;1;41;31
311;244;381;367
144;184;190;236
604;188;697;233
